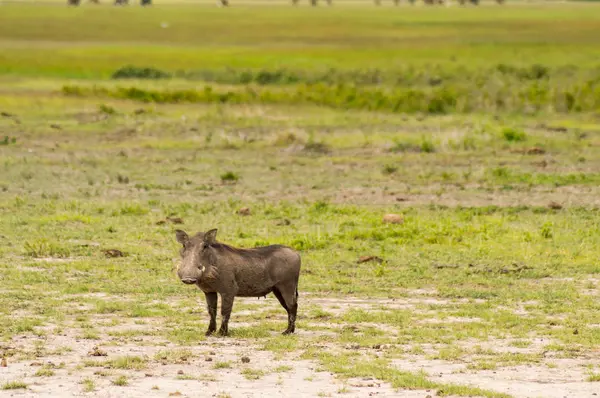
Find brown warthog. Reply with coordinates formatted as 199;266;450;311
175;228;301;336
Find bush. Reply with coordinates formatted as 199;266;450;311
501;127;527;142
220;171;240;183
112;65;171;80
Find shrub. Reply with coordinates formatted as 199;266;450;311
501;127;527;142
220;171;240;183
112;65;171;80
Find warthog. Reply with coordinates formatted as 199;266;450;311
175;228;301;336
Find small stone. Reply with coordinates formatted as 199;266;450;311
241;356;250;363
209;351;216;355
205;357;213;362
177;370;184;375
383;214;403;224
1;358;7;367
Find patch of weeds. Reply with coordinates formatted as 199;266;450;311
467;360;498;371
382;164;398;175
501;127;527;142
0;136;17;146
83;359;105;368
95;300;127;314
216;393;232;398
303;140;331;154
213;361;232;369
241;368;265;380
587;372;600;382
230;327;270;338
34;367;55;377
509;340;532;348
118;203;147;216
273;365;293;373
80;377;95;392
24;239;70;258
176;374;197;380
220;171;239;183
390;139;421;153
108;355;147;370
1;380;27;390
262;335;299;355
432;347;464;361
165;324;207;344
112;375;128;386
98;104;117;115
198;374;218;382
81;330;101;340
540;221;553;239
318;352;508;398
112;65;171;80
154;349;194;364
420;137;436;153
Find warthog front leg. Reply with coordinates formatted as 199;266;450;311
204;292;218;336
218;293;235;336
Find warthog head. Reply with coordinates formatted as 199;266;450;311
175;228;218;284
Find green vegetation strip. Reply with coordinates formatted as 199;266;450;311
62;81;600;115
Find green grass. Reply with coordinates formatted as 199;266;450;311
241;368;265;380
1;380;27;390
112;375;129;386
34;367;56;377
588;372;600;382
317;352;510;398
154;349;194;363
80;377;96;392
213;361;233;369
1;4;600;78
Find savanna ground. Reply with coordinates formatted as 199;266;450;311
1;2;600;397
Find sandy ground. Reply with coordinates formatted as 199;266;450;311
0;296;598;398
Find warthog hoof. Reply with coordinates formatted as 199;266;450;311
282;329;295;335
205;328;216;336
218;328;228;336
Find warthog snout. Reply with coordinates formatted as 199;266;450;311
180;278;197;284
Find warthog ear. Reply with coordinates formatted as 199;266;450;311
204;228;218;246
175;230;189;246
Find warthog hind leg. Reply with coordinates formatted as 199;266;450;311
273;283;298;335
